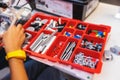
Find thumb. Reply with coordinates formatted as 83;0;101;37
0;34;3;39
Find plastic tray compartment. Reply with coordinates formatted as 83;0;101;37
61;28;75;37
75;21;89;31
58;38;79;64
45;36;68;62
44;17;69;32
69;48;102;73
73;30;83;40
80;35;105;55
23;31;38;49
86;23;110;39
65;20;78;29
23;13;50;32
25;30;57;58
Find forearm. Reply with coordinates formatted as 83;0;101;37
8;58;28;80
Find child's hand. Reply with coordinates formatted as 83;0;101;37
3;24;25;53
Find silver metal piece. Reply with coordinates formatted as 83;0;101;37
45;19;54;29
60;42;76;61
74;53;99;69
63;42;76;61
40;30;58;46
60;42;71;60
26;27;35;31
25;32;32;40
30;30;57;53
40;19;48;24
30;33;44;51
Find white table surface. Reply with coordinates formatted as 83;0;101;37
85;2;120;80
28;2;120;80
17;1;120;80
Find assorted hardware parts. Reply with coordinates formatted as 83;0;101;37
77;24;86;30
81;39;102;52
74;52;99;69
0;2;32;34
0;1;13;35
64;31;71;37
45;18;66;32
0;11;12;34
15;7;32;25
74;34;82;39
22;32;32;48
27;17;48;31
64;31;82;39
60;41;76;61
87;30;106;38
62;28;83;40
0;18;10;34
30;30;58;53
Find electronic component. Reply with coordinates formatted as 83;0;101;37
103;50;113;61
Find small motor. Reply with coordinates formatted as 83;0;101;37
103;50;113;61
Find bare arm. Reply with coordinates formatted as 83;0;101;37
3;24;28;80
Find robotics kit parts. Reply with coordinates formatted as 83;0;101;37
60;41;76;61
52;42;64;58
22;32;32;48
77;24;86;30
64;31;82;39
81;39;102;52
74;52;99;69
74;34;82;39
30;30;58;53
22;13;111;73
64;31;71;37
103;45;120;61
87;30;106;38
103;50;113;61
0;15;11;34
110;45;120;55
27;17;48;31
45;18;66;32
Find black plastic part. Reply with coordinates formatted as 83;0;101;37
26;0;36;11
15;18;28;25
0;2;8;8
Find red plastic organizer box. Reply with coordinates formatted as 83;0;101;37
23;13;111;74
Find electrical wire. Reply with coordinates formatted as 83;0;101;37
19;2;28;8
16;0;20;6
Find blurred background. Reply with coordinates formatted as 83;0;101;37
101;0;120;6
